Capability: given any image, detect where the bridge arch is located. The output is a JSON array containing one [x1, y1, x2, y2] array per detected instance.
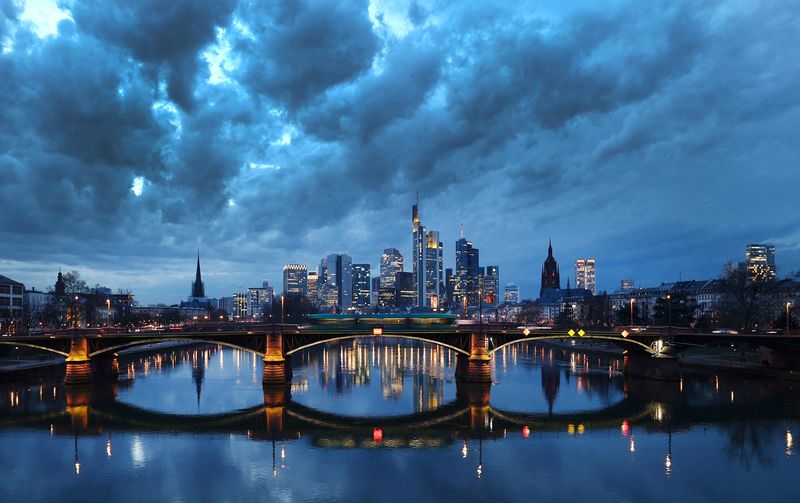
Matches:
[[0, 340, 69, 357], [488, 334, 658, 356], [284, 333, 470, 357], [89, 338, 264, 358]]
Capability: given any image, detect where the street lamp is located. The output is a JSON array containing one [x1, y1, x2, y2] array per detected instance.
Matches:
[[106, 299, 111, 327], [666, 294, 672, 338], [630, 298, 636, 327], [787, 302, 792, 333]]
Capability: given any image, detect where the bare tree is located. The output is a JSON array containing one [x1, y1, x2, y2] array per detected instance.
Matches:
[[716, 262, 774, 331]]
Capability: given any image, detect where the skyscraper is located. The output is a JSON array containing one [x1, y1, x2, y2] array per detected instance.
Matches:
[[484, 266, 500, 305], [307, 271, 319, 303], [282, 264, 308, 297], [575, 258, 597, 295], [395, 272, 415, 309], [424, 231, 444, 307], [455, 228, 481, 307], [324, 253, 353, 309], [504, 283, 519, 304], [745, 244, 776, 283], [412, 198, 426, 307], [540, 240, 561, 298], [352, 263, 371, 309], [380, 248, 403, 289]]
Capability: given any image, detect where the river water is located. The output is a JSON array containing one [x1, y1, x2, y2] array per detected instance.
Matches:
[[0, 339, 797, 502]]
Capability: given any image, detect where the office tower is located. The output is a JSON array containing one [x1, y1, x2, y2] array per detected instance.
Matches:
[[504, 283, 519, 304], [424, 230, 444, 308], [324, 253, 353, 309], [745, 244, 776, 282], [307, 271, 319, 302], [352, 263, 371, 309], [455, 227, 481, 307], [445, 268, 454, 309], [540, 240, 560, 298], [412, 198, 426, 307], [395, 272, 415, 309], [371, 277, 380, 307], [232, 292, 248, 319], [282, 264, 308, 297], [575, 258, 597, 295], [484, 266, 499, 305], [246, 287, 272, 318], [380, 248, 403, 289]]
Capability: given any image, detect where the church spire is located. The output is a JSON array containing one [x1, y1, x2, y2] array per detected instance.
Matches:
[[192, 251, 205, 298], [548, 238, 553, 258]]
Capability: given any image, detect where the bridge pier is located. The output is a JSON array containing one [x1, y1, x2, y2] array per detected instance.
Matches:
[[455, 331, 493, 383], [262, 331, 291, 385], [263, 384, 291, 435], [623, 353, 680, 381], [456, 381, 492, 433], [64, 335, 93, 386]]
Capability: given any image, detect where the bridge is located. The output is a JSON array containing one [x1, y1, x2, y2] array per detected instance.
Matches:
[[2, 314, 800, 385]]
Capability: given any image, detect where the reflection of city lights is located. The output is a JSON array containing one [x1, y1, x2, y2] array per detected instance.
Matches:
[[630, 436, 636, 453], [373, 428, 383, 442], [462, 441, 468, 459], [568, 424, 575, 436], [281, 443, 286, 461], [75, 461, 80, 475], [654, 404, 664, 422], [787, 430, 794, 456], [522, 426, 530, 439], [730, 390, 735, 403], [621, 420, 629, 437], [106, 439, 112, 458], [665, 453, 672, 476], [476, 464, 482, 479]]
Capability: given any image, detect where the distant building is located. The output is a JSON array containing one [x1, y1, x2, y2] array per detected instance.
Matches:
[[504, 283, 519, 304], [380, 248, 403, 289], [232, 292, 248, 319], [183, 253, 217, 309], [322, 254, 353, 310], [282, 264, 308, 297], [395, 272, 415, 309], [370, 277, 380, 307], [412, 200, 425, 307], [0, 274, 24, 333], [620, 278, 635, 290], [352, 263, 371, 309], [424, 231, 444, 308], [445, 268, 455, 309], [247, 287, 272, 319], [218, 296, 234, 315], [539, 240, 561, 299], [575, 258, 597, 295], [745, 244, 776, 283], [484, 266, 500, 306], [455, 229, 481, 307], [307, 271, 319, 303]]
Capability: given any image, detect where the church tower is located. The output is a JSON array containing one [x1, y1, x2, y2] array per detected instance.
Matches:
[[192, 252, 205, 298], [540, 240, 561, 298]]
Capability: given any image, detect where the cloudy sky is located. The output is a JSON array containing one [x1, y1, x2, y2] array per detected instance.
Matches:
[[1, 0, 799, 305]]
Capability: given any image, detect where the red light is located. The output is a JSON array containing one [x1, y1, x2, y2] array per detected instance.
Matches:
[[373, 428, 383, 442], [522, 426, 530, 439], [621, 420, 629, 437]]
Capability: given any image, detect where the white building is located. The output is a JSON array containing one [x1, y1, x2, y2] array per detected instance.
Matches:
[[575, 258, 597, 295]]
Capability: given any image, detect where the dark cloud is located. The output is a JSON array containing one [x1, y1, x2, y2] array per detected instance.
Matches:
[[0, 0, 798, 304]]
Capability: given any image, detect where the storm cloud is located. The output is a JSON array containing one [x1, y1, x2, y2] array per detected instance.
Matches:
[[1, 0, 799, 304]]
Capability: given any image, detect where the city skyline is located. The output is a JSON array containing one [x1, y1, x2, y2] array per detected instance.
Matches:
[[1, 1, 799, 305]]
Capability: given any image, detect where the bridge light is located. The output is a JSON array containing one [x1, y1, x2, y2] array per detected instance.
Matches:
[[621, 420, 629, 437], [522, 327, 530, 336], [373, 428, 383, 442], [568, 329, 576, 337], [522, 426, 530, 438], [373, 327, 383, 336], [621, 330, 629, 338], [578, 329, 585, 337]]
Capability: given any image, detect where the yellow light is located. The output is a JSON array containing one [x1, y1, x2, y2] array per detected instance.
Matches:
[[522, 328, 531, 336], [373, 327, 383, 336], [621, 330, 629, 338], [578, 329, 585, 337], [568, 329, 576, 336]]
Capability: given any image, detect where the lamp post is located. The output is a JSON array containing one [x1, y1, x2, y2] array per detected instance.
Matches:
[[630, 298, 635, 327], [787, 302, 792, 333], [667, 294, 672, 338], [106, 299, 111, 327]]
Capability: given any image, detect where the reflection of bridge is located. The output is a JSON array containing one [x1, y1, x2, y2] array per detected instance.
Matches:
[[3, 321, 800, 385]]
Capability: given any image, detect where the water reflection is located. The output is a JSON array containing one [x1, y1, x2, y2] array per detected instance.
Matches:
[[0, 339, 798, 500]]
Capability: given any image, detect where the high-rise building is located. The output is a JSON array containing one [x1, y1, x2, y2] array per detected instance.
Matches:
[[504, 283, 519, 304], [306, 271, 319, 303], [745, 244, 776, 283], [380, 248, 403, 289], [282, 264, 308, 297], [575, 258, 597, 295], [395, 272, 415, 309], [352, 264, 371, 309], [455, 228, 481, 307], [323, 253, 353, 310], [370, 277, 380, 307], [540, 240, 560, 298], [412, 198, 426, 307], [246, 287, 272, 319], [424, 231, 444, 308], [445, 268, 455, 309], [232, 292, 248, 319], [484, 266, 500, 305]]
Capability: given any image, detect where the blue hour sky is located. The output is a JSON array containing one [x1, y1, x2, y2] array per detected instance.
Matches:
[[1, 0, 799, 305]]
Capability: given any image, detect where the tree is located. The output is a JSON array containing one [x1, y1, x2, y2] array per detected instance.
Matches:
[[652, 293, 698, 327], [514, 300, 542, 325], [62, 270, 89, 295], [614, 302, 649, 326], [716, 262, 774, 331], [271, 295, 319, 323]]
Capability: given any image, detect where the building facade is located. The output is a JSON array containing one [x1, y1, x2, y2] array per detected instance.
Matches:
[[352, 263, 371, 309], [745, 244, 776, 283], [540, 240, 561, 300], [282, 264, 308, 297], [504, 283, 519, 304], [0, 274, 24, 334], [323, 253, 353, 310], [484, 266, 500, 305], [380, 248, 403, 289], [575, 258, 597, 295], [424, 231, 444, 308], [395, 272, 415, 309]]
